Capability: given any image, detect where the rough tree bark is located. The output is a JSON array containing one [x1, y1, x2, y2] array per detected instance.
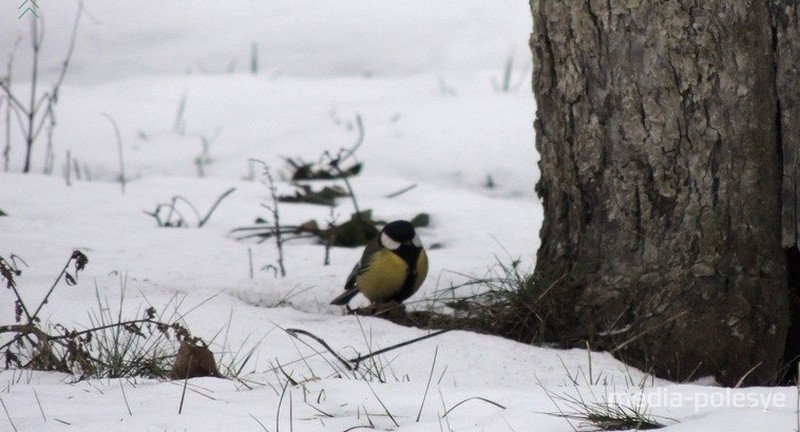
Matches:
[[530, 0, 800, 386]]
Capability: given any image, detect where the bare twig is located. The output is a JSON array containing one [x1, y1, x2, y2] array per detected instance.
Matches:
[[20, 17, 43, 173], [119, 379, 132, 416], [384, 184, 417, 199], [284, 327, 452, 375], [366, 380, 399, 427], [340, 114, 364, 161], [3, 37, 22, 172], [30, 250, 88, 321], [248, 247, 254, 279], [349, 329, 451, 367], [145, 188, 236, 228], [249, 413, 270, 432], [325, 113, 365, 215], [102, 113, 126, 194], [198, 187, 235, 227], [284, 328, 353, 371], [733, 361, 763, 389], [324, 206, 337, 266], [0, 2, 83, 173], [178, 356, 192, 414], [0, 397, 18, 432], [251, 159, 286, 276], [276, 377, 290, 432], [416, 345, 439, 422], [442, 397, 506, 417]]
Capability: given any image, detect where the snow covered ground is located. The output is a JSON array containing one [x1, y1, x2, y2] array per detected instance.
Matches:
[[0, 1, 795, 431]]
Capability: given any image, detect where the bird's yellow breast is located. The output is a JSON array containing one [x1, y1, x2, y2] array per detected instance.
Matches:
[[357, 249, 413, 302], [356, 250, 428, 302]]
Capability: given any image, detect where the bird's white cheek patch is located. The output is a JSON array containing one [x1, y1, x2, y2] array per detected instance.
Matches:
[[381, 232, 401, 250], [412, 234, 422, 248]]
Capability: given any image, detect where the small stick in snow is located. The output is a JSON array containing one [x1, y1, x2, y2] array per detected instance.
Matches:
[[384, 183, 417, 199]]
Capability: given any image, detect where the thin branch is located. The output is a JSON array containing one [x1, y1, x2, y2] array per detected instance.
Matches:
[[442, 397, 506, 418], [0, 397, 18, 432], [31, 1, 83, 144], [326, 114, 365, 215], [119, 379, 132, 416], [250, 159, 286, 276], [178, 356, 192, 414], [415, 345, 439, 422], [284, 328, 353, 371], [384, 183, 417, 199], [169, 196, 202, 225], [366, 380, 398, 427], [29, 252, 84, 321], [22, 17, 41, 172], [0, 82, 26, 113], [276, 377, 290, 432], [101, 113, 125, 194], [32, 388, 46, 422], [349, 329, 451, 367], [198, 187, 236, 227], [340, 114, 364, 161]]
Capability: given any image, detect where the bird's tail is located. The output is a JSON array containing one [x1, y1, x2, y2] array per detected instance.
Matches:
[[330, 288, 359, 305]]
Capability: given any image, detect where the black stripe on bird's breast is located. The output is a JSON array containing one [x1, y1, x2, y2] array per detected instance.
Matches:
[[387, 244, 422, 303]]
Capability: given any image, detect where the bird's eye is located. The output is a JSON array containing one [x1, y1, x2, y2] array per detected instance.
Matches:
[[412, 234, 422, 248], [381, 232, 401, 250]]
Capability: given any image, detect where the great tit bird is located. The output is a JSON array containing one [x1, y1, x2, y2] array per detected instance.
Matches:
[[330, 220, 428, 307]]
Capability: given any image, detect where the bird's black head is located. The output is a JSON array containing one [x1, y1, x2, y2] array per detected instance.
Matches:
[[383, 220, 415, 242], [379, 220, 422, 251]]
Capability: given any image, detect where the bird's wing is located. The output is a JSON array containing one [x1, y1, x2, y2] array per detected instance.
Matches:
[[344, 259, 362, 290], [331, 236, 382, 306], [346, 235, 382, 290], [330, 260, 366, 305]]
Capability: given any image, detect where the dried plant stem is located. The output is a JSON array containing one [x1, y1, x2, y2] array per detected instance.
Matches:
[[22, 18, 41, 173], [178, 356, 192, 414], [145, 188, 235, 228], [2, 40, 17, 172], [366, 380, 398, 428], [442, 397, 506, 417], [324, 206, 337, 266], [250, 159, 286, 277], [327, 113, 364, 216], [0, 397, 18, 432], [349, 329, 450, 367], [266, 169, 286, 276], [384, 183, 417, 199], [1, 3, 82, 173], [102, 113, 125, 194], [248, 247, 254, 279], [276, 377, 290, 432], [416, 345, 439, 422], [284, 327, 452, 372], [284, 328, 353, 371], [119, 380, 132, 416], [33, 388, 46, 422], [199, 187, 236, 227], [30, 251, 85, 320]]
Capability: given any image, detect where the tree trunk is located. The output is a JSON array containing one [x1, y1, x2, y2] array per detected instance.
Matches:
[[530, 0, 794, 386], [775, 1, 800, 385]]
